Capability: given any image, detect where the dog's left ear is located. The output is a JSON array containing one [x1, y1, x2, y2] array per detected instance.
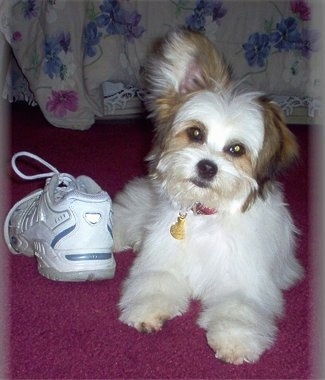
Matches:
[[255, 96, 299, 195], [143, 30, 231, 126]]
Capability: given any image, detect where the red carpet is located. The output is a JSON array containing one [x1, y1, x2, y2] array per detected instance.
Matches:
[[6, 103, 312, 378]]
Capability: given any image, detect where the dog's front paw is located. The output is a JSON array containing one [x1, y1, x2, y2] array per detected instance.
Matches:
[[135, 315, 168, 333], [119, 295, 177, 333], [120, 306, 171, 333], [119, 272, 190, 334], [206, 321, 274, 365]]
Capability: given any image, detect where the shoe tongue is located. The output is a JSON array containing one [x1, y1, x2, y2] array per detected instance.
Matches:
[[49, 174, 104, 203], [58, 175, 78, 191], [50, 174, 79, 202]]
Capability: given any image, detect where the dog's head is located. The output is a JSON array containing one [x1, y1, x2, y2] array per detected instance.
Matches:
[[144, 30, 298, 213]]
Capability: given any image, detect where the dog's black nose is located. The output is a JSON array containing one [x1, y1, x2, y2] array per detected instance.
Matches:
[[197, 159, 218, 180]]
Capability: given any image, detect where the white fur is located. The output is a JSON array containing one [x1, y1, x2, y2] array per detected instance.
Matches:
[[113, 30, 303, 365], [113, 176, 302, 363]]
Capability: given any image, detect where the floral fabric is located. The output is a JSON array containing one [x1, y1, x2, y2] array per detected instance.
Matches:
[[0, 0, 321, 129]]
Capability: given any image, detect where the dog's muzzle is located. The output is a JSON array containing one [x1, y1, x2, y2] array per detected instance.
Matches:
[[191, 159, 217, 188], [197, 159, 217, 179]]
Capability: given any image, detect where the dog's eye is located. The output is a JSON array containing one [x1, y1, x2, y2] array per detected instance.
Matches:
[[225, 143, 246, 157], [187, 126, 205, 143]]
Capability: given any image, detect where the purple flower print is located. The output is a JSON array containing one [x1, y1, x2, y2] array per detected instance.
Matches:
[[12, 31, 22, 42], [186, 12, 206, 32], [270, 17, 301, 52], [44, 35, 62, 79], [290, 0, 311, 21], [99, 0, 121, 15], [242, 0, 318, 69], [43, 32, 71, 78], [22, 0, 39, 19], [84, 22, 103, 57], [116, 9, 145, 41], [211, 1, 227, 24], [58, 32, 71, 54], [186, 0, 227, 32], [242, 32, 271, 67], [95, 0, 144, 40], [296, 28, 320, 58], [96, 0, 121, 35], [46, 90, 78, 118]]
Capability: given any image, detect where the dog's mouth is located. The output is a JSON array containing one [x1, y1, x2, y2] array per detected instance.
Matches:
[[191, 178, 211, 189]]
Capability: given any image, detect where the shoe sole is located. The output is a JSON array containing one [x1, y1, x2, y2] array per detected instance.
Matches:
[[38, 263, 116, 281], [34, 240, 116, 281]]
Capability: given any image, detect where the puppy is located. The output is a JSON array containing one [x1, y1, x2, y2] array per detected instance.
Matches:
[[113, 30, 303, 365]]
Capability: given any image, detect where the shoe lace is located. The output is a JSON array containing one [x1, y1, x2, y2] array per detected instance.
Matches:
[[11, 151, 60, 180], [11, 152, 85, 202], [11, 152, 104, 203]]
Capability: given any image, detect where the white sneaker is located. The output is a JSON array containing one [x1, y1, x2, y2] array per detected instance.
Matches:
[[4, 151, 116, 281]]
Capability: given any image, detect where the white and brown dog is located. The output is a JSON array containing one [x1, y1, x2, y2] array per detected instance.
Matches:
[[113, 30, 303, 364]]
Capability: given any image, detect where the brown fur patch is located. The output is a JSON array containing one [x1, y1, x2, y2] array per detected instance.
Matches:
[[255, 96, 298, 196], [241, 189, 258, 212], [173, 120, 207, 146], [233, 154, 254, 178], [227, 151, 257, 212]]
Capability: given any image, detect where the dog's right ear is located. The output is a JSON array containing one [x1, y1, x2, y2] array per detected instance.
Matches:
[[143, 30, 231, 125]]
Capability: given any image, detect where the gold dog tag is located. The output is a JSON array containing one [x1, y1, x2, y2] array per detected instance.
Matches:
[[170, 213, 187, 240]]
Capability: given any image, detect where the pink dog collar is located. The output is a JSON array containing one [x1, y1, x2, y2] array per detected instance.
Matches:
[[192, 202, 217, 215]]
